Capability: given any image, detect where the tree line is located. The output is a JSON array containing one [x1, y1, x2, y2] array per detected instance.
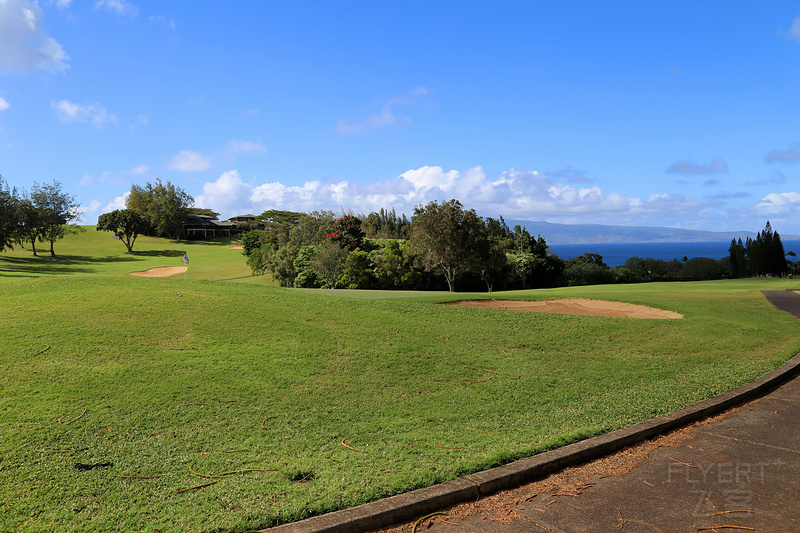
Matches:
[[241, 200, 788, 292], [728, 221, 788, 278], [2, 174, 790, 286], [0, 176, 82, 257], [0, 176, 197, 257], [96, 179, 196, 252], [242, 200, 564, 292]]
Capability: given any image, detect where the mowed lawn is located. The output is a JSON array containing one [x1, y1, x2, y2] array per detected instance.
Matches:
[[2, 232, 800, 532], [0, 228, 267, 283]]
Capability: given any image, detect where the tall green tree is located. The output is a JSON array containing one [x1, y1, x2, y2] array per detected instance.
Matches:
[[475, 235, 508, 292], [563, 253, 614, 286], [96, 209, 151, 252], [293, 245, 320, 288], [186, 207, 221, 220], [728, 238, 746, 278], [289, 211, 336, 247], [506, 225, 562, 289], [312, 239, 349, 288], [15, 198, 42, 256], [623, 257, 667, 281], [370, 239, 420, 289], [127, 179, 193, 239], [240, 229, 268, 257], [508, 225, 534, 288], [30, 181, 82, 257], [680, 257, 724, 280], [746, 221, 787, 277], [270, 244, 299, 286], [0, 176, 19, 252], [259, 209, 302, 228], [340, 249, 374, 289], [362, 208, 410, 238], [249, 210, 303, 249], [409, 199, 485, 292], [771, 227, 787, 276]]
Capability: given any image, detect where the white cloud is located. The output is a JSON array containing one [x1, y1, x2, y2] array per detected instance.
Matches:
[[166, 140, 267, 172], [149, 15, 175, 29], [219, 140, 268, 160], [0, 97, 9, 112], [84, 199, 102, 214], [165, 150, 212, 172], [666, 157, 728, 175], [410, 86, 431, 97], [95, 0, 138, 18], [56, 0, 75, 8], [52, 100, 117, 127], [336, 109, 397, 135], [129, 114, 148, 130], [250, 180, 324, 211], [791, 16, 800, 43], [0, 0, 69, 73], [130, 164, 150, 175], [79, 170, 116, 187], [195, 164, 709, 223], [399, 166, 459, 192], [102, 192, 129, 214], [335, 87, 431, 135], [194, 170, 253, 216], [756, 192, 800, 216]]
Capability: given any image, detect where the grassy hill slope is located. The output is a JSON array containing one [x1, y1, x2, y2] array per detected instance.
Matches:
[[1, 230, 799, 531], [0, 227, 267, 283]]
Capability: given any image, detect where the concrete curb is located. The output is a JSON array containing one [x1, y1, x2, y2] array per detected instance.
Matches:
[[267, 352, 800, 533]]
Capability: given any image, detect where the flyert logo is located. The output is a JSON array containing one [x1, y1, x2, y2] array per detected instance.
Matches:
[[666, 459, 786, 516]]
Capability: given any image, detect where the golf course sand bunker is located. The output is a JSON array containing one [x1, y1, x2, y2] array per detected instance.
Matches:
[[130, 266, 187, 278], [447, 298, 683, 319]]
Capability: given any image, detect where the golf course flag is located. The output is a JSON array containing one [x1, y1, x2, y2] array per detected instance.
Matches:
[[181, 252, 189, 280]]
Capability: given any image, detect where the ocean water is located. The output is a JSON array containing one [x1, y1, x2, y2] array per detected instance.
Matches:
[[549, 240, 800, 268]]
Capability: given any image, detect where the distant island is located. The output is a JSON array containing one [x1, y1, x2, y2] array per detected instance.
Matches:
[[502, 220, 800, 245]]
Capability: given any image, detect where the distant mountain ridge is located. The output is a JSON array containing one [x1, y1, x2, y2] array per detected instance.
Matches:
[[502, 220, 800, 245]]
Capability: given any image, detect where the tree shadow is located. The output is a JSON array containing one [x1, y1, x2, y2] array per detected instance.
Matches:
[[61, 254, 142, 264], [179, 237, 239, 247], [130, 250, 185, 257], [0, 261, 95, 276], [0, 254, 139, 276]]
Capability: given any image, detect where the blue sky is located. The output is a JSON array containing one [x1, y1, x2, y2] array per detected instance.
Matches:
[[2, 1, 800, 234]]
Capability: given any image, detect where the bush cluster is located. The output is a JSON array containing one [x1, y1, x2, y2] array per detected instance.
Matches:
[[242, 206, 794, 290]]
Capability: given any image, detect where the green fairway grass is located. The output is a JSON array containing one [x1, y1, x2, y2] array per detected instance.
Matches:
[[2, 232, 799, 531], [0, 227, 271, 283]]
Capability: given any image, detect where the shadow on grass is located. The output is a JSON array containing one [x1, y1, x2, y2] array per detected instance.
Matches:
[[0, 254, 139, 276], [0, 263, 95, 276], [5, 254, 141, 264], [130, 249, 185, 257], [180, 238, 239, 247]]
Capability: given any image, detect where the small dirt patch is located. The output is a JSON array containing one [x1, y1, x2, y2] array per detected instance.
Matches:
[[446, 298, 682, 319], [131, 267, 188, 278], [230, 244, 244, 249]]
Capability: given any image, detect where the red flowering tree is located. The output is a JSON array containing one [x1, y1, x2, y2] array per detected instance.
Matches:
[[324, 215, 365, 251]]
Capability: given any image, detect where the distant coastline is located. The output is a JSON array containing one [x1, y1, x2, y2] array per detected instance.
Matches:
[[504, 219, 800, 245], [550, 240, 800, 268]]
